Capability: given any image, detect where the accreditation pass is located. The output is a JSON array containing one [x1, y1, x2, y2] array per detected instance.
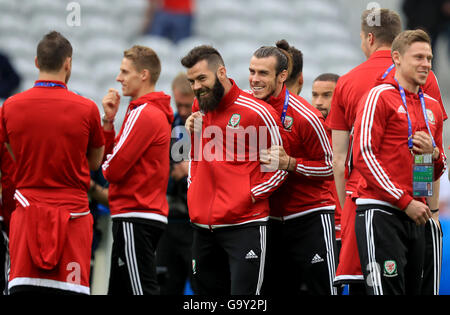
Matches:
[[412, 153, 433, 197]]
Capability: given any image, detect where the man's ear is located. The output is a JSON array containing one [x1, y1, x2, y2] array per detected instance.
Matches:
[[298, 72, 304, 87], [367, 32, 375, 46], [217, 65, 227, 81], [35, 56, 40, 70], [141, 69, 151, 82], [392, 50, 401, 67], [64, 57, 72, 71], [278, 69, 288, 84]]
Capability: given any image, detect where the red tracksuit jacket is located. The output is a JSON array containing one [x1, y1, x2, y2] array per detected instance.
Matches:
[[188, 80, 288, 228], [267, 86, 335, 219], [353, 76, 446, 210], [103, 92, 174, 222], [329, 50, 447, 196]]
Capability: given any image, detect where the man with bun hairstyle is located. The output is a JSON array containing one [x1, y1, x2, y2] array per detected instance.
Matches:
[[281, 41, 304, 95], [250, 40, 338, 295]]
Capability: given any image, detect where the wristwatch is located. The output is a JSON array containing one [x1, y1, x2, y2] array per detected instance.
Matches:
[[102, 114, 115, 124]]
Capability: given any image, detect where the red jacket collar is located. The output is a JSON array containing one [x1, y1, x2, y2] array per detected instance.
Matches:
[[216, 78, 240, 111], [266, 85, 287, 113], [34, 80, 67, 89], [369, 50, 392, 60], [378, 69, 423, 99]]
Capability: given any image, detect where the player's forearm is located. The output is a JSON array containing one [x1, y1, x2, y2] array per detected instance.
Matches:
[[427, 179, 440, 224], [332, 157, 347, 209]]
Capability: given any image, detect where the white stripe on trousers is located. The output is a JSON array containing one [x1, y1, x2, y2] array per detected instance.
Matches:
[[2, 231, 9, 295], [429, 218, 442, 295], [255, 225, 266, 295], [320, 214, 337, 295], [365, 209, 383, 295], [123, 222, 143, 295]]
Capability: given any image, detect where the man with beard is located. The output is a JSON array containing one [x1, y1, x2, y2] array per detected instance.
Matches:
[[311, 73, 339, 120], [181, 45, 288, 295], [311, 73, 343, 292], [249, 41, 338, 295], [1, 31, 105, 295]]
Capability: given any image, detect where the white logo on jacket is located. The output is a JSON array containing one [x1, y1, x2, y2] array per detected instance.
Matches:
[[397, 105, 407, 114]]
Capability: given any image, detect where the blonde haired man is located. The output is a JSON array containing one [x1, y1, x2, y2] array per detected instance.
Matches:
[[102, 45, 174, 295]]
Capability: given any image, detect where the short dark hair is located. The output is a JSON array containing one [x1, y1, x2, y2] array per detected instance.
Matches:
[[314, 73, 340, 83], [124, 45, 161, 85], [276, 39, 303, 86], [253, 42, 292, 76], [37, 31, 73, 72], [181, 45, 225, 70], [361, 8, 402, 45]]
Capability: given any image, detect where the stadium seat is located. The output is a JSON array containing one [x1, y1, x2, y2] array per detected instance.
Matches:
[[69, 79, 100, 101], [252, 0, 298, 21], [0, 13, 29, 38], [197, 17, 255, 44], [75, 15, 124, 40], [133, 35, 175, 59], [220, 39, 260, 65], [28, 14, 75, 42], [293, 0, 341, 21], [175, 36, 217, 61], [315, 41, 363, 67], [83, 36, 128, 64], [75, 0, 121, 18], [255, 19, 311, 46], [70, 57, 93, 83], [0, 35, 36, 60], [23, 0, 67, 17], [0, 0, 19, 15], [92, 59, 121, 88]]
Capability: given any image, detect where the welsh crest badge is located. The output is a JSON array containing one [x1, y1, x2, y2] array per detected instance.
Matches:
[[228, 113, 241, 129], [192, 259, 197, 275], [383, 260, 398, 277], [284, 115, 293, 131], [426, 109, 435, 125]]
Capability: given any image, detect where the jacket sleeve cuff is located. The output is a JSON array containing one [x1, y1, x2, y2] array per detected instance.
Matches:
[[395, 193, 413, 211]]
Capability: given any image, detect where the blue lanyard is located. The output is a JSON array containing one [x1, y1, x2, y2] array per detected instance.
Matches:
[[34, 82, 66, 89], [395, 79, 436, 150], [381, 64, 395, 80], [418, 88, 436, 149], [280, 89, 290, 125]]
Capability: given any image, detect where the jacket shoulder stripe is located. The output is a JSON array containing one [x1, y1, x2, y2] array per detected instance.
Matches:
[[236, 95, 282, 146], [102, 104, 147, 171], [360, 85, 402, 199], [288, 97, 333, 173]]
